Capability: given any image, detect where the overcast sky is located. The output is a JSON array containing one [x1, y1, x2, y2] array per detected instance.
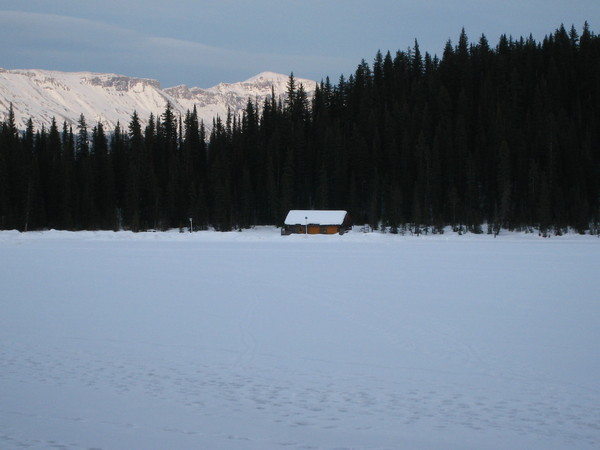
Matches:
[[1, 1, 598, 88]]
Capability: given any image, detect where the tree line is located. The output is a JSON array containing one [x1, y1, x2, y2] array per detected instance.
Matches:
[[1, 23, 599, 235]]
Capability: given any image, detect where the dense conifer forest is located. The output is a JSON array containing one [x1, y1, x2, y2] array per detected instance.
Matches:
[[1, 24, 599, 234]]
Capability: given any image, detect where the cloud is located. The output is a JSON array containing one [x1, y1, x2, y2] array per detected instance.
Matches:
[[0, 11, 137, 49], [145, 35, 350, 74], [0, 10, 344, 86], [0, 10, 148, 76]]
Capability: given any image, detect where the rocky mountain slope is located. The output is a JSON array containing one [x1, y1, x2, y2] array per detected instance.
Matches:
[[0, 68, 316, 132]]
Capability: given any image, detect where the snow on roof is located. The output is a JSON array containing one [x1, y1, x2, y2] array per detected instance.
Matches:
[[284, 210, 348, 226]]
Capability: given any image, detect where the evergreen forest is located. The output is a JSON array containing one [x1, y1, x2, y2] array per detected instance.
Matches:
[[1, 24, 599, 235]]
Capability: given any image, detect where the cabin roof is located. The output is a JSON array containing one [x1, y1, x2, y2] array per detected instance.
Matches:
[[284, 210, 348, 226]]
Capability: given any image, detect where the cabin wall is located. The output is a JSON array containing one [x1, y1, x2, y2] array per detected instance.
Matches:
[[282, 224, 342, 235], [323, 225, 339, 234], [307, 225, 320, 234]]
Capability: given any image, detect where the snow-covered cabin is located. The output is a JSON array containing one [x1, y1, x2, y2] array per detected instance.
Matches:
[[282, 210, 351, 235]]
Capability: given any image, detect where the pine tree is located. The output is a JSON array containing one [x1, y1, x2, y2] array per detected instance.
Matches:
[[47, 118, 63, 228], [92, 122, 116, 229]]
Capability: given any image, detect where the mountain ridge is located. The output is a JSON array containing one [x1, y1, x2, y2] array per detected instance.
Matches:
[[0, 68, 316, 132]]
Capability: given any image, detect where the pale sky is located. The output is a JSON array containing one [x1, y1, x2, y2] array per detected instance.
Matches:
[[0, 1, 597, 88]]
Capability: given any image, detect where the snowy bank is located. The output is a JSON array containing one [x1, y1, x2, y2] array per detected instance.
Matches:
[[1, 228, 599, 449]]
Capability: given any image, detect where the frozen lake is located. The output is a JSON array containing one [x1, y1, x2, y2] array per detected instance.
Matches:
[[1, 228, 599, 449]]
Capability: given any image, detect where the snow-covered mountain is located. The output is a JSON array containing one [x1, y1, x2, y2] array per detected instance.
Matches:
[[0, 68, 317, 132]]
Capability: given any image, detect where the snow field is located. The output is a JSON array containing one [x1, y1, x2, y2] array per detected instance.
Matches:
[[1, 228, 599, 449]]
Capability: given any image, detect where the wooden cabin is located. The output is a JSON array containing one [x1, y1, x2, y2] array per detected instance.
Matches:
[[282, 210, 351, 235]]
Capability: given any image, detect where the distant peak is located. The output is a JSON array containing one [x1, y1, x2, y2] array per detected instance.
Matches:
[[243, 72, 289, 83]]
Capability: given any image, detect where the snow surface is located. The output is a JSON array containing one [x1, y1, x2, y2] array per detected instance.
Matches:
[[1, 227, 599, 449], [284, 210, 348, 225]]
